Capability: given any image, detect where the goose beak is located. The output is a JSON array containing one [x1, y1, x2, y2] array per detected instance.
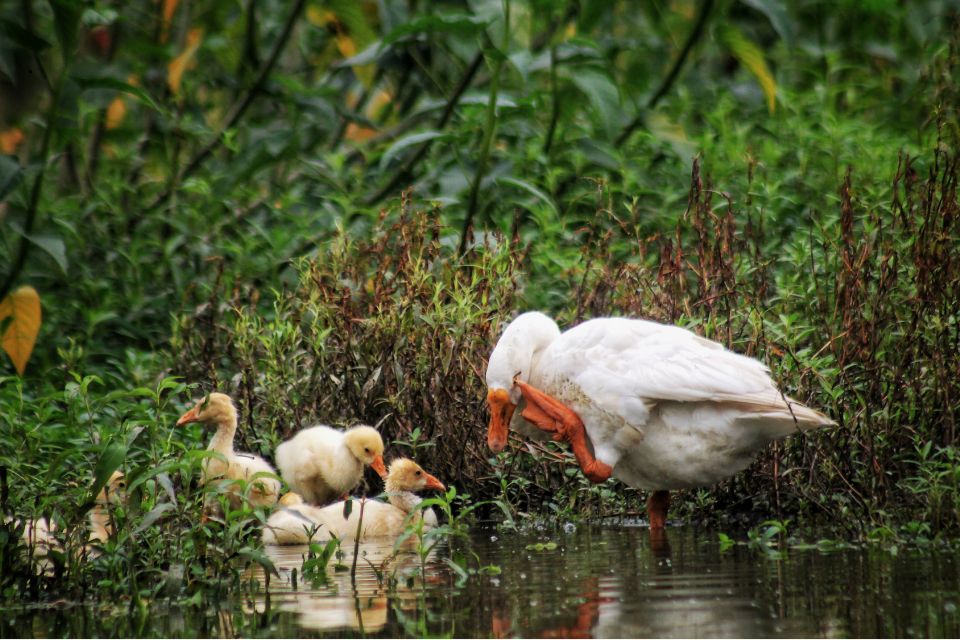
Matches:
[[371, 455, 388, 478], [486, 388, 516, 453], [176, 405, 200, 426], [422, 472, 446, 492]]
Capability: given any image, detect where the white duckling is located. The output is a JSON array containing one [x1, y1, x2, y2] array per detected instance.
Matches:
[[262, 458, 445, 545], [275, 424, 387, 506], [486, 312, 835, 528], [177, 393, 281, 511]]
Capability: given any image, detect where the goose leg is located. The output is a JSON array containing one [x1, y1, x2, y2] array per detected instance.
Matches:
[[646, 490, 670, 529], [514, 379, 613, 484]]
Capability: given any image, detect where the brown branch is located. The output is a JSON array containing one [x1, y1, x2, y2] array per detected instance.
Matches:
[[615, 0, 715, 147], [144, 0, 308, 212], [362, 51, 484, 206]]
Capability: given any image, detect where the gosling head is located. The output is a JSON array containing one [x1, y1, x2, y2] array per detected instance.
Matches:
[[343, 425, 387, 478], [279, 492, 304, 507], [96, 470, 126, 505], [385, 458, 445, 493], [176, 392, 236, 427]]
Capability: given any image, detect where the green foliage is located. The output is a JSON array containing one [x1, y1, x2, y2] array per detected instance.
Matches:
[[0, 0, 957, 608]]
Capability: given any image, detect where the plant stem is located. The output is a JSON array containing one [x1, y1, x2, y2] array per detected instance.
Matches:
[[363, 51, 484, 206], [615, 0, 715, 146], [144, 0, 308, 212], [459, 1, 511, 256], [0, 60, 63, 301]]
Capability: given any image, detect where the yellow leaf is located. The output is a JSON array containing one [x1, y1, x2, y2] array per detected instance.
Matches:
[[0, 128, 24, 154], [105, 97, 127, 129], [0, 285, 42, 375], [344, 122, 377, 142], [167, 28, 204, 96], [160, 0, 180, 42], [718, 24, 777, 113]]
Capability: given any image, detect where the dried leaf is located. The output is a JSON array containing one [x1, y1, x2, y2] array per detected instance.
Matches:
[[718, 24, 777, 113], [0, 285, 42, 375], [168, 28, 203, 96], [105, 96, 127, 129], [0, 128, 24, 154]]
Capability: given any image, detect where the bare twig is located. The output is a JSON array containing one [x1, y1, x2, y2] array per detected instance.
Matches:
[[144, 0, 308, 212], [0, 60, 62, 301], [615, 0, 715, 147], [363, 51, 484, 206], [459, 4, 511, 256]]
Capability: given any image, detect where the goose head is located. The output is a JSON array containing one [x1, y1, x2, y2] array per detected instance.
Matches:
[[485, 312, 561, 452], [384, 458, 445, 493], [343, 425, 388, 478], [176, 392, 236, 427]]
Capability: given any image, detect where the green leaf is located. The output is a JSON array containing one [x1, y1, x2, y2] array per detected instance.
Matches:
[[238, 548, 279, 577], [381, 14, 487, 47], [567, 68, 620, 138], [342, 498, 353, 520], [739, 0, 795, 48], [0, 18, 53, 53], [496, 176, 558, 215], [0, 155, 22, 203], [328, 0, 378, 52], [379, 130, 446, 170], [90, 442, 127, 503], [718, 24, 777, 113], [74, 75, 162, 113], [49, 0, 83, 61], [134, 503, 175, 533], [26, 234, 68, 275]]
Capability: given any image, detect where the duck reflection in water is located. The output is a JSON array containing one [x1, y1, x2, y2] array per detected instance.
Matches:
[[248, 537, 444, 635]]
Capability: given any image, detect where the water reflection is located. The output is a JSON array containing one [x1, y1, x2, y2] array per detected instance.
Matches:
[[252, 538, 447, 636], [7, 524, 960, 638]]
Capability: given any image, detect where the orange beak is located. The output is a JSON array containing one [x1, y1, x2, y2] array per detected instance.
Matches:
[[371, 455, 388, 478], [176, 405, 200, 426], [487, 388, 516, 453], [422, 471, 446, 492]]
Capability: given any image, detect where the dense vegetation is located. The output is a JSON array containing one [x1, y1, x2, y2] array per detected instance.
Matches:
[[0, 0, 957, 604]]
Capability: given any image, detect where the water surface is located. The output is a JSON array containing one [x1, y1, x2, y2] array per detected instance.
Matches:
[[5, 525, 960, 637]]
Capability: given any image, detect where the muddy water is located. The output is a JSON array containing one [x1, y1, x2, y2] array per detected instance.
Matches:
[[6, 525, 960, 637]]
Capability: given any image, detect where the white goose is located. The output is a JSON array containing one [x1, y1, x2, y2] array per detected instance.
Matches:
[[485, 312, 834, 528]]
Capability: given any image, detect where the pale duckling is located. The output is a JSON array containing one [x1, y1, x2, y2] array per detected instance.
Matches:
[[88, 470, 126, 543], [275, 424, 387, 506], [261, 492, 331, 545], [262, 458, 445, 545], [177, 393, 281, 511], [13, 516, 58, 558], [10, 469, 126, 560]]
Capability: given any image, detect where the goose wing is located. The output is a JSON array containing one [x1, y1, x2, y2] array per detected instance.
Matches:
[[551, 318, 786, 427]]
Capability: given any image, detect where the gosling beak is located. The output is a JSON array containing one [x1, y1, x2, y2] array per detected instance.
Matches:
[[176, 405, 200, 426], [371, 455, 388, 479], [422, 472, 446, 492], [486, 388, 516, 453]]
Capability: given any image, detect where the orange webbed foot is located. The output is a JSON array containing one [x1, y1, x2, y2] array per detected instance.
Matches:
[[582, 460, 613, 484], [514, 378, 612, 484], [514, 379, 581, 438]]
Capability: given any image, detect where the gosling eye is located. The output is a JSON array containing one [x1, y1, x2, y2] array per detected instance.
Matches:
[[415, 470, 421, 476], [364, 447, 370, 453]]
